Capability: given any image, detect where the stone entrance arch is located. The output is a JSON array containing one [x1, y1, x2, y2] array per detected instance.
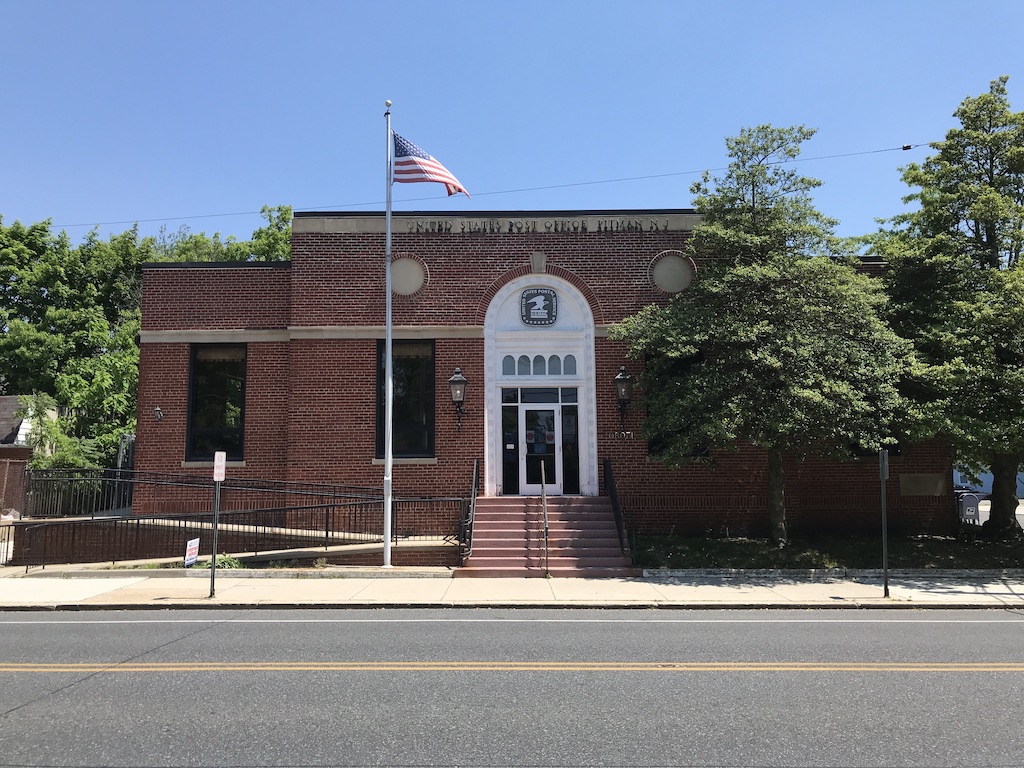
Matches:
[[483, 274, 598, 496]]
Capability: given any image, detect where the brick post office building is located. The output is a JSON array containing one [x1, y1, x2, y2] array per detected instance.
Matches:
[[136, 209, 955, 542]]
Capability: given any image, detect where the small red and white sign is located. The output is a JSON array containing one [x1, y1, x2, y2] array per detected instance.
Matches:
[[213, 451, 226, 482], [184, 537, 200, 567]]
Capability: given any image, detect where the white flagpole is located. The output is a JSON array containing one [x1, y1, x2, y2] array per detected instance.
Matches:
[[382, 100, 394, 568]]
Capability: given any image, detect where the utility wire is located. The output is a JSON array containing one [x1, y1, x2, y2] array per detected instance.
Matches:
[[54, 143, 930, 230]]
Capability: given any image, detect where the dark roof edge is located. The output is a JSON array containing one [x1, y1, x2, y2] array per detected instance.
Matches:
[[142, 261, 291, 270], [294, 208, 698, 219]]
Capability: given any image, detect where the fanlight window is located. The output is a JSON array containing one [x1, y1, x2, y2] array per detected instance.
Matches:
[[501, 354, 577, 377]]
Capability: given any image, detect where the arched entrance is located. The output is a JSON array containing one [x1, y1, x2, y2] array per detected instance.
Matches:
[[483, 275, 597, 496]]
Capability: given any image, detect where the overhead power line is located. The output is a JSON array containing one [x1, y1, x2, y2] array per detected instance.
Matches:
[[54, 142, 931, 231]]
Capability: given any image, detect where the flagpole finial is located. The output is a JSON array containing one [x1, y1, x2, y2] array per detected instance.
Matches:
[[385, 100, 392, 108]]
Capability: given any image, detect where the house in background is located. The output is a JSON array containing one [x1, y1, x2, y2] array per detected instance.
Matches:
[[0, 395, 37, 514], [133, 209, 955, 561], [0, 396, 34, 460]]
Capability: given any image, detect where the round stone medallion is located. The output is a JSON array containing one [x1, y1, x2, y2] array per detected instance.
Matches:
[[650, 251, 695, 293], [391, 256, 426, 296]]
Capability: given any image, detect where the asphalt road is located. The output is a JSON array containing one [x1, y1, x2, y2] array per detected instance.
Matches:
[[1, 608, 1023, 768]]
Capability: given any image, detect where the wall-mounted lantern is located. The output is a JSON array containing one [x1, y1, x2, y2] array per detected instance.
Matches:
[[153, 406, 164, 422], [614, 366, 633, 433], [448, 368, 468, 431]]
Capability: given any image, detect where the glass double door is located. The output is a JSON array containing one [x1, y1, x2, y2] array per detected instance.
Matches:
[[501, 388, 580, 496]]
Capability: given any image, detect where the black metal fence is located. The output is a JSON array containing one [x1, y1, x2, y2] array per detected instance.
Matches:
[[23, 469, 381, 519], [11, 496, 470, 567], [13, 500, 380, 567], [3, 469, 472, 567], [0, 523, 13, 567]]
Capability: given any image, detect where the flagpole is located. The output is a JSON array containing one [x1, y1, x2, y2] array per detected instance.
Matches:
[[382, 100, 394, 568]]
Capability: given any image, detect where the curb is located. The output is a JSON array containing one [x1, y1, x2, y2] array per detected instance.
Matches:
[[14, 567, 1024, 581], [9, 567, 455, 580], [2, 600, 1016, 612]]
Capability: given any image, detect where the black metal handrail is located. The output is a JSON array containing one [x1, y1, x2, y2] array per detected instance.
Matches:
[[23, 469, 381, 520], [602, 458, 628, 556], [460, 459, 480, 560], [0, 523, 13, 567], [10, 492, 466, 568], [15, 500, 380, 568], [541, 462, 550, 577]]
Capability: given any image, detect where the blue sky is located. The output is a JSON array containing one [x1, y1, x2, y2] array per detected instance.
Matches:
[[3, 0, 1022, 245]]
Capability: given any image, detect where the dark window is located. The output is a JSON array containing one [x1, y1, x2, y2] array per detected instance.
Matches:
[[187, 345, 246, 461], [377, 340, 435, 458]]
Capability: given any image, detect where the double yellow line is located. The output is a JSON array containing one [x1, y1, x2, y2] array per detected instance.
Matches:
[[3, 661, 1024, 673]]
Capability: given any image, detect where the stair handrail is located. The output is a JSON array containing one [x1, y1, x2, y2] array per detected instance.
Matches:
[[460, 459, 481, 562], [602, 458, 629, 556], [541, 461, 550, 577]]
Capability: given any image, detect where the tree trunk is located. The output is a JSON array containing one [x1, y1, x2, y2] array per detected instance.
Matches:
[[985, 453, 1022, 538], [766, 445, 787, 544]]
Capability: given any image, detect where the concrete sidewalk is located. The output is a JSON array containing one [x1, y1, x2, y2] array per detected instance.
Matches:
[[2, 565, 1024, 609]]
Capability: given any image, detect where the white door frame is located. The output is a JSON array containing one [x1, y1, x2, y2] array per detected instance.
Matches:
[[519, 403, 563, 496], [483, 274, 597, 496]]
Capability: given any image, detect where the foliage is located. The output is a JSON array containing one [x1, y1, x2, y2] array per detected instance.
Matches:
[[634, 532, 1024, 570], [878, 76, 1024, 536], [16, 393, 102, 468], [687, 125, 847, 268], [152, 205, 292, 263], [194, 554, 246, 569], [0, 205, 291, 467], [612, 125, 911, 543]]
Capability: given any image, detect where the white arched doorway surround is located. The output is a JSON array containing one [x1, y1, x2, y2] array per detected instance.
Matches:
[[483, 274, 598, 496]]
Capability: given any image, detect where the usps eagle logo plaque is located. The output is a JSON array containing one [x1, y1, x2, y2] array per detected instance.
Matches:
[[521, 288, 557, 326]]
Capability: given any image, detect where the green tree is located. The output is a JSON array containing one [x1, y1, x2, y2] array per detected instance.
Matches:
[[16, 393, 102, 468], [248, 204, 292, 262], [0, 217, 106, 395], [152, 205, 291, 263], [878, 76, 1024, 536], [1, 206, 290, 467], [612, 125, 911, 543]]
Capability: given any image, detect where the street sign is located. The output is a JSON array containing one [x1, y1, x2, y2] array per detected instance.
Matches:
[[210, 452, 225, 597], [184, 537, 200, 567]]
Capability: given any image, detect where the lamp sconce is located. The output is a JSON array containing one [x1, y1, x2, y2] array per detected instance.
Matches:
[[614, 366, 633, 433], [153, 406, 164, 422], [448, 368, 468, 431]]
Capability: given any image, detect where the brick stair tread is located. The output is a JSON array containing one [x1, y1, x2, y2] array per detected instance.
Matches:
[[468, 524, 614, 528], [464, 497, 630, 577], [472, 532, 620, 542], [467, 546, 626, 557], [455, 566, 640, 578], [468, 540, 618, 552], [464, 557, 632, 568]]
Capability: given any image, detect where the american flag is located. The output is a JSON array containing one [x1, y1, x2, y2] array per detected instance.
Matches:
[[392, 132, 469, 198]]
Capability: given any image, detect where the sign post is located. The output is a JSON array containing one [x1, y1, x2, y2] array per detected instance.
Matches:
[[209, 451, 225, 598], [879, 448, 889, 598]]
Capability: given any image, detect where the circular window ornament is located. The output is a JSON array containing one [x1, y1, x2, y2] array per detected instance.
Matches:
[[650, 250, 695, 294], [391, 256, 426, 296]]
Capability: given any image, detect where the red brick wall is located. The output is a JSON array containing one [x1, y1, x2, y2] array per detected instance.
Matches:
[[1, 457, 28, 513], [136, 213, 954, 538], [289, 228, 681, 328], [142, 264, 290, 331]]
